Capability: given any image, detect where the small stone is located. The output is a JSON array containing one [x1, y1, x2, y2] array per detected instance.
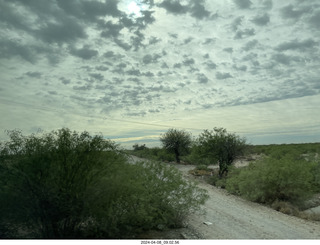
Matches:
[[203, 221, 213, 225]]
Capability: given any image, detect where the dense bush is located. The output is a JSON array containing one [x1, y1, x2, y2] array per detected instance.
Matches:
[[249, 143, 320, 157], [0, 129, 208, 238], [129, 147, 175, 162], [181, 144, 212, 165], [226, 155, 316, 205]]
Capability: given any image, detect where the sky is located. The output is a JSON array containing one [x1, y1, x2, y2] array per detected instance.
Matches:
[[0, 0, 320, 148]]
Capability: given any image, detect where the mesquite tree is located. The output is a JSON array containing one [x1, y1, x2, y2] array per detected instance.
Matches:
[[197, 127, 247, 177], [160, 128, 192, 163]]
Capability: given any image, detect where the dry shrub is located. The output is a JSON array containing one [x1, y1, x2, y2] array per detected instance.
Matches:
[[271, 200, 299, 216]]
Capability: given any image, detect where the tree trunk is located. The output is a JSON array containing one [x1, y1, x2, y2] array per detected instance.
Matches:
[[218, 162, 228, 178], [174, 149, 180, 163]]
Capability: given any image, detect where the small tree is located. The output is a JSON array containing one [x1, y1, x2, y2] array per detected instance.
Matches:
[[132, 143, 147, 151], [197, 127, 247, 177], [160, 129, 192, 163]]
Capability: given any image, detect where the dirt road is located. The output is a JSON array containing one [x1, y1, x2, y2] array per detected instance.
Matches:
[[130, 156, 320, 239], [173, 163, 320, 239]]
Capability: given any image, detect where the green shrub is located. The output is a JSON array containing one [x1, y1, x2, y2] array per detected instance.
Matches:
[[226, 155, 315, 204], [129, 147, 175, 162], [311, 161, 320, 191], [208, 174, 227, 189], [0, 129, 208, 238]]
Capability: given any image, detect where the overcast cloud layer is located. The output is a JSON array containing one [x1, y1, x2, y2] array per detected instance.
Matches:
[[1, 0, 320, 147]]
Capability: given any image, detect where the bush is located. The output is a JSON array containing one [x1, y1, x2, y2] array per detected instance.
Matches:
[[0, 129, 208, 238], [129, 147, 176, 162], [181, 150, 212, 165], [226, 155, 315, 204]]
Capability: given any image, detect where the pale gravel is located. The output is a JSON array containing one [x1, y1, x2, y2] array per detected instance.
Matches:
[[173, 163, 320, 239], [129, 156, 320, 239]]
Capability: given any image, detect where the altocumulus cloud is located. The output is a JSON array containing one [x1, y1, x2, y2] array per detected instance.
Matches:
[[0, 0, 320, 146]]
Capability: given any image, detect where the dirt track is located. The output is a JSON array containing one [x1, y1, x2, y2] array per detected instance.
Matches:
[[173, 163, 320, 239], [130, 156, 320, 239]]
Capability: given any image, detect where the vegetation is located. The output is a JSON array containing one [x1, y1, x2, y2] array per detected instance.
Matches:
[[129, 145, 176, 162], [0, 128, 208, 238], [226, 155, 316, 204], [196, 128, 247, 177], [160, 129, 192, 163], [204, 143, 320, 219]]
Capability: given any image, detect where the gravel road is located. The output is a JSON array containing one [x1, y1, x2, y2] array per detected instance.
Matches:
[[129, 156, 320, 239], [173, 163, 320, 239]]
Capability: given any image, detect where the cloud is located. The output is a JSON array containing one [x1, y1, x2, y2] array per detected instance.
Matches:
[[183, 57, 195, 66], [233, 0, 252, 9], [223, 48, 233, 53], [60, 77, 71, 85], [36, 17, 87, 44], [1, 0, 320, 146], [70, 46, 98, 60], [100, 21, 123, 38], [275, 39, 317, 52], [127, 68, 141, 76], [309, 10, 320, 30], [89, 73, 104, 81], [216, 72, 233, 80], [231, 16, 244, 31], [158, 0, 188, 15], [197, 73, 209, 83], [56, 0, 121, 20], [204, 60, 217, 70], [149, 36, 161, 45], [158, 0, 211, 19], [280, 4, 310, 20], [233, 64, 247, 71], [0, 1, 31, 32], [95, 66, 109, 71], [114, 38, 131, 50], [189, 0, 211, 19], [73, 84, 92, 91], [202, 38, 216, 45], [272, 53, 301, 65], [242, 40, 259, 51], [142, 53, 161, 64], [234, 28, 255, 39], [251, 13, 270, 26], [25, 72, 42, 79], [262, 0, 273, 10]]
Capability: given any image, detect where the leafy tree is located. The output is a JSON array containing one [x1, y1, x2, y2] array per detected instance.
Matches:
[[132, 143, 147, 151], [197, 127, 247, 177], [0, 128, 123, 238], [160, 129, 192, 163], [0, 128, 208, 238]]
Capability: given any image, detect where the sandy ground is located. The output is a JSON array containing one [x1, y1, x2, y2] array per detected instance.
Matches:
[[130, 156, 320, 239]]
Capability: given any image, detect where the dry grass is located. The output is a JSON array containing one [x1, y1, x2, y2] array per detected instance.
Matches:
[[271, 200, 320, 222]]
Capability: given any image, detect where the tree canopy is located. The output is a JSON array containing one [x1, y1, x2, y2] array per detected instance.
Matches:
[[160, 128, 192, 163], [197, 127, 247, 176]]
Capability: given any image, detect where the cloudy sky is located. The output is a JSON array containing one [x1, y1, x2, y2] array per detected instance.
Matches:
[[1, 0, 320, 147]]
